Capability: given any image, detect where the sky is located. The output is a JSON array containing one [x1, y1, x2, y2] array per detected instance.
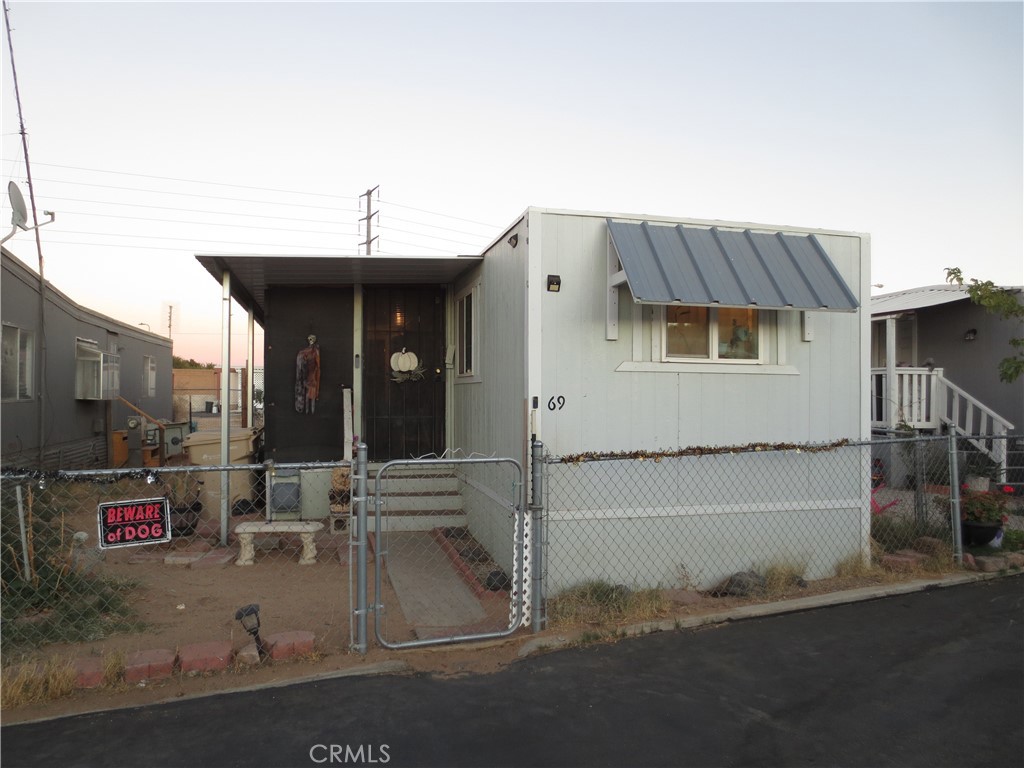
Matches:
[[2, 1, 1021, 366]]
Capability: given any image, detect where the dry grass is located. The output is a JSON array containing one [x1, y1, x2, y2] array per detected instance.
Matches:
[[1, 657, 76, 708], [835, 553, 874, 579], [103, 651, 126, 688], [761, 561, 808, 598], [548, 580, 671, 628]]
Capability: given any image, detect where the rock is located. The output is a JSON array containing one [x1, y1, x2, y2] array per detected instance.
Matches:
[[1004, 552, 1024, 568], [71, 544, 105, 575], [913, 536, 948, 556], [893, 549, 930, 564], [881, 553, 921, 572], [975, 555, 1008, 573], [485, 570, 511, 591], [710, 571, 766, 597], [961, 552, 977, 570], [461, 546, 488, 563]]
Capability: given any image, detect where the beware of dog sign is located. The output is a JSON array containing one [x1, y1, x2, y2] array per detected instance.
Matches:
[[97, 497, 172, 549]]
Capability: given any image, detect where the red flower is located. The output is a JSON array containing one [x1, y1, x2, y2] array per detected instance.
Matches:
[[1001, 485, 1014, 494]]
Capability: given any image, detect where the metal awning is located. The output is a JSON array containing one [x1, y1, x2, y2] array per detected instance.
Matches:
[[607, 220, 859, 312], [195, 253, 483, 324]]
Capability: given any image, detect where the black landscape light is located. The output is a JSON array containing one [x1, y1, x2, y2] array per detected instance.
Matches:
[[235, 603, 266, 659]]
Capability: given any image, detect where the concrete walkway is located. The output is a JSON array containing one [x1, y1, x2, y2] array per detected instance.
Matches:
[[382, 531, 485, 637]]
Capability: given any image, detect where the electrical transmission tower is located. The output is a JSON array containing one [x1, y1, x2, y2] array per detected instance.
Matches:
[[359, 185, 379, 255]]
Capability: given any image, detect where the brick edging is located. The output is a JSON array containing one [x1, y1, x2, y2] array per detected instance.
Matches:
[[55, 630, 317, 691], [430, 527, 508, 600]]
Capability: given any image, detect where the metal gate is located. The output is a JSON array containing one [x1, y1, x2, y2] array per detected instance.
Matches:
[[368, 455, 526, 649]]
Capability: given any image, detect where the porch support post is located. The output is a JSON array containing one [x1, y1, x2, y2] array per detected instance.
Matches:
[[219, 269, 232, 547], [352, 285, 363, 447], [354, 442, 368, 653], [885, 316, 897, 428], [245, 307, 255, 430], [530, 439, 545, 632]]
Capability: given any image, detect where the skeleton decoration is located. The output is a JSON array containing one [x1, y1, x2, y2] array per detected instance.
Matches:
[[295, 334, 321, 413]]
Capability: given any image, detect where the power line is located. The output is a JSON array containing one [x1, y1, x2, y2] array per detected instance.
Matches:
[[39, 239, 360, 254], [51, 209, 356, 235], [38, 195, 349, 225], [53, 229, 357, 250], [377, 237, 462, 254], [23, 162, 502, 228], [379, 197, 498, 228], [376, 224, 483, 247], [27, 161, 359, 201], [31, 177, 354, 211], [376, 212, 494, 238]]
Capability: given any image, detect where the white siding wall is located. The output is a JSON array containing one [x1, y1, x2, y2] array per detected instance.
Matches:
[[451, 217, 529, 460], [452, 218, 530, 569], [533, 212, 869, 456], [452, 209, 870, 593]]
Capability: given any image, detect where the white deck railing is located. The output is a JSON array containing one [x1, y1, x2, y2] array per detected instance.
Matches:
[[871, 367, 1014, 471]]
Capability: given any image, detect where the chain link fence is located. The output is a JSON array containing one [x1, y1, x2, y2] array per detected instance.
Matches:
[[1, 433, 1019, 665], [1, 463, 352, 662], [372, 456, 526, 649], [539, 435, 1021, 621]]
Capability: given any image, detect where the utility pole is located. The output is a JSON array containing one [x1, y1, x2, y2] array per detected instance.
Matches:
[[167, 305, 173, 338], [5, 0, 48, 468], [359, 185, 379, 255]]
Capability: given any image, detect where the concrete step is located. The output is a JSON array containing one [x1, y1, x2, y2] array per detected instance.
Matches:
[[368, 512, 467, 533], [373, 474, 460, 494], [379, 491, 463, 513]]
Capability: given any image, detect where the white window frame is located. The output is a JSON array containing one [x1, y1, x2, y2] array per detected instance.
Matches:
[[1, 324, 34, 401], [75, 338, 120, 400], [661, 305, 767, 365], [143, 355, 157, 398], [454, 283, 481, 382]]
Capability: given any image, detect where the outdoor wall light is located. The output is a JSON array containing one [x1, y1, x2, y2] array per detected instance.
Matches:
[[507, 234, 519, 248], [547, 275, 561, 292], [964, 328, 977, 342], [235, 603, 266, 659]]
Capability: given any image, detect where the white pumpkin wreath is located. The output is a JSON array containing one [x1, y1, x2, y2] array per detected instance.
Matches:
[[389, 348, 426, 383]]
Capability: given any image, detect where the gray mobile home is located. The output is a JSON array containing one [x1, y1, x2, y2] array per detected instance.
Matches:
[[201, 207, 870, 590], [2, 247, 173, 469]]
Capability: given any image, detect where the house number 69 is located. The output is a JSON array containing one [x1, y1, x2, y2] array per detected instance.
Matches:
[[547, 396, 566, 411]]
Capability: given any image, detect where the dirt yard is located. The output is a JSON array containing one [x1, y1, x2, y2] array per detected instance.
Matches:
[[4, 488, 1022, 725], [3, 547, 980, 727]]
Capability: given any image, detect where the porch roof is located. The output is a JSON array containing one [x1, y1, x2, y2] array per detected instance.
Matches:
[[195, 253, 483, 324], [607, 220, 859, 312], [869, 285, 971, 316]]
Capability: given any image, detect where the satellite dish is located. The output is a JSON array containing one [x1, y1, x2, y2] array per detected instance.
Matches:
[[8, 182, 29, 230]]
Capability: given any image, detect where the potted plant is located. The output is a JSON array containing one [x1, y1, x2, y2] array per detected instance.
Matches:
[[960, 451, 999, 492], [959, 485, 1014, 546]]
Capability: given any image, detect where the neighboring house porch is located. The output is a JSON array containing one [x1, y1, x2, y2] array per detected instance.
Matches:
[[870, 285, 1023, 487]]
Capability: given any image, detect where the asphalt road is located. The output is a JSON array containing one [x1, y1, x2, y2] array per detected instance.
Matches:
[[3, 576, 1022, 768]]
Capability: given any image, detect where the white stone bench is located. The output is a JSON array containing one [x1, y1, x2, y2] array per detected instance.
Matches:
[[234, 521, 325, 566]]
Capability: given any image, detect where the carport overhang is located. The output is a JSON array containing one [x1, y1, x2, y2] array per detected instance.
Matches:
[[193, 252, 483, 546], [195, 253, 484, 324]]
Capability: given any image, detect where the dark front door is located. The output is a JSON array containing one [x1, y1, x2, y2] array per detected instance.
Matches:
[[363, 285, 446, 462], [264, 286, 354, 462]]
